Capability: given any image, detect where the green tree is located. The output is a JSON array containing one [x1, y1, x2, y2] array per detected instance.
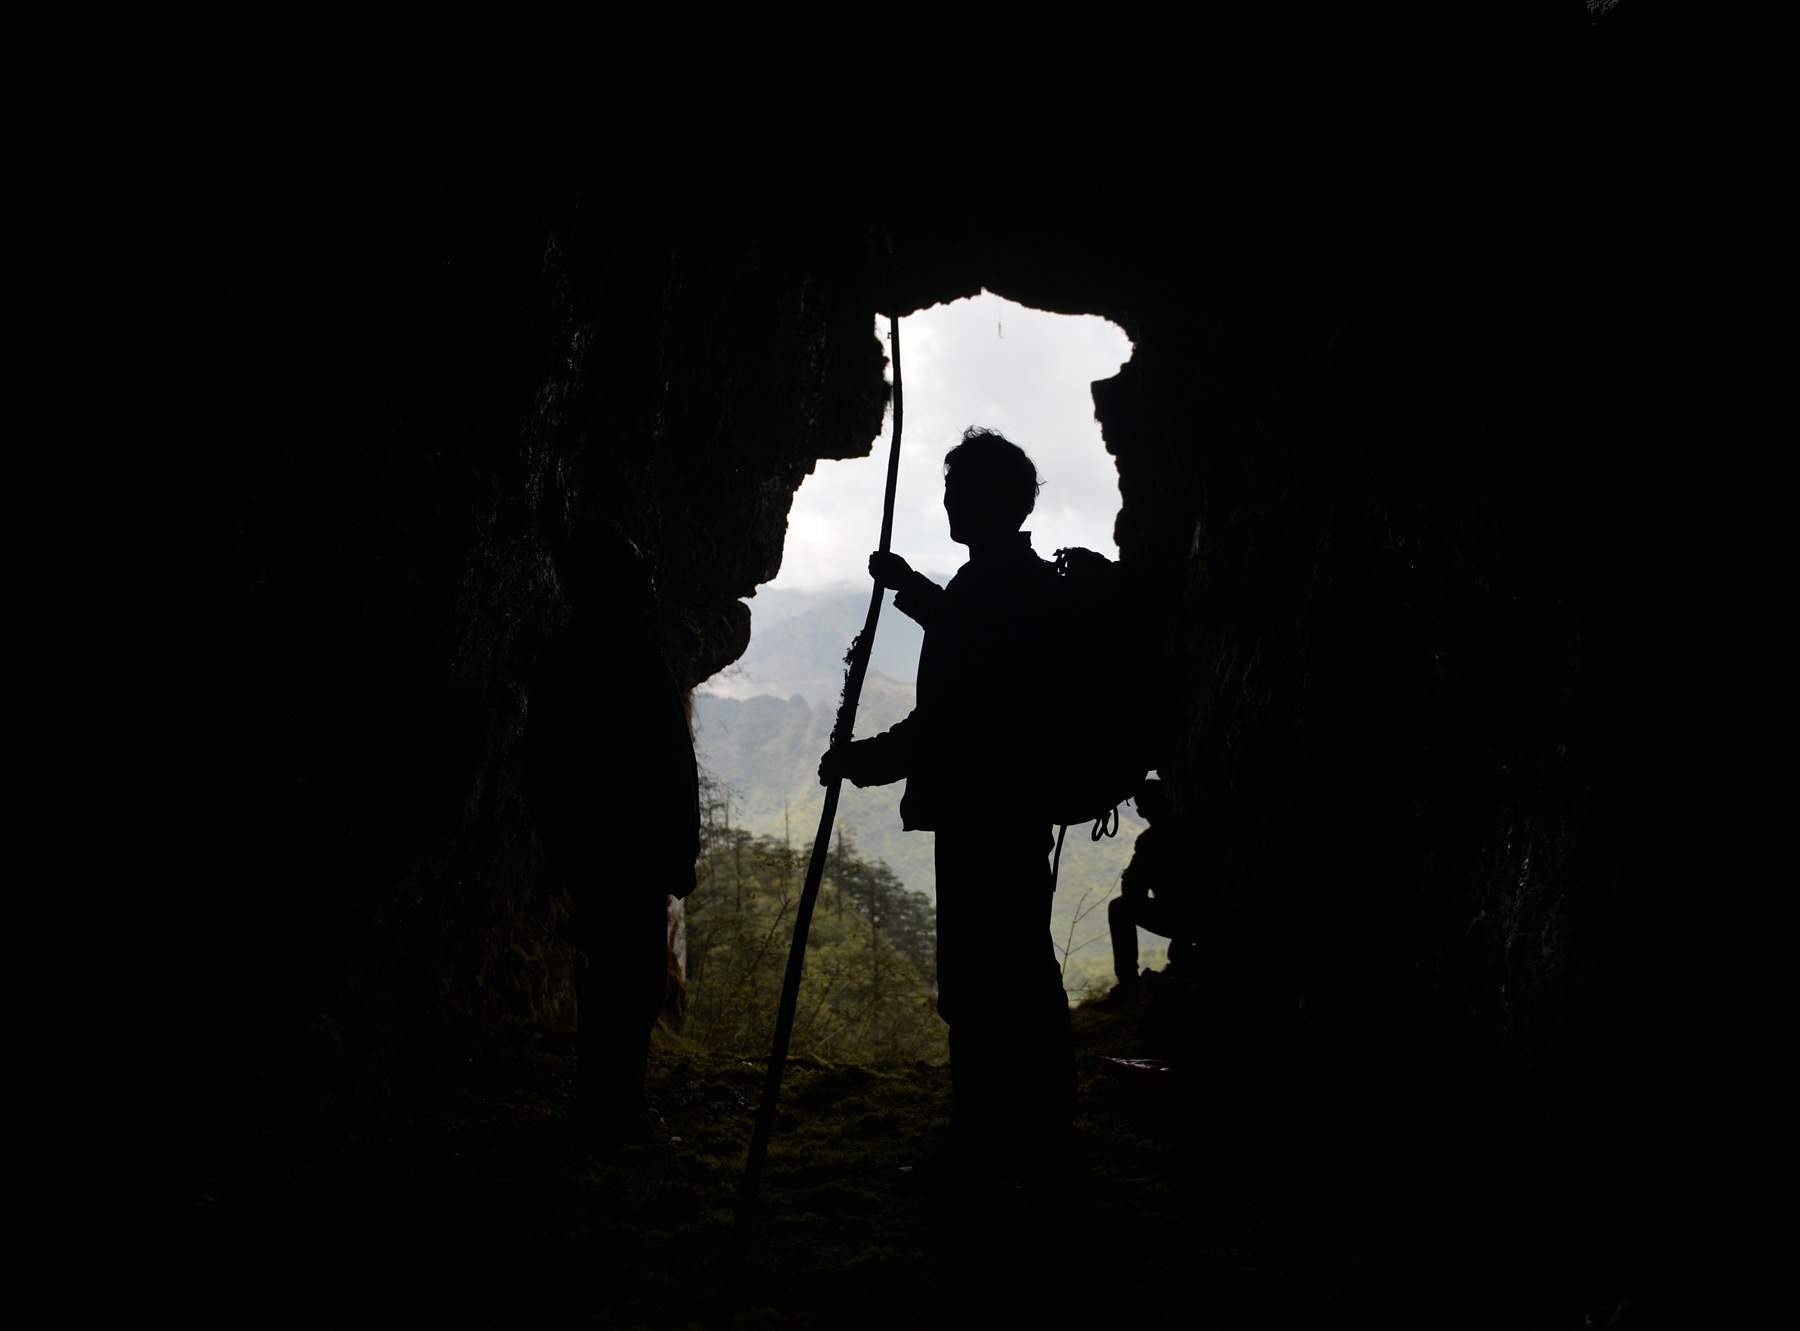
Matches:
[[683, 781, 946, 1064]]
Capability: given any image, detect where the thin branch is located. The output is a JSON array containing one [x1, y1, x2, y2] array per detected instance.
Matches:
[[1066, 929, 1112, 957], [1072, 889, 1117, 929]]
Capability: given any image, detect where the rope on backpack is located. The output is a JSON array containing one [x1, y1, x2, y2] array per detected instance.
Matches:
[[1052, 804, 1119, 895]]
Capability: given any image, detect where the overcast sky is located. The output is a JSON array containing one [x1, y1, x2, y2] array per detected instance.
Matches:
[[768, 292, 1134, 591]]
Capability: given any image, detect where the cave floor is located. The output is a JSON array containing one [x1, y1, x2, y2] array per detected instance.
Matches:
[[147, 1000, 1614, 1330]]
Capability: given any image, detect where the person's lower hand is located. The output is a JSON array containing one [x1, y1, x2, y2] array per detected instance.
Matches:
[[820, 741, 882, 787], [868, 551, 913, 590]]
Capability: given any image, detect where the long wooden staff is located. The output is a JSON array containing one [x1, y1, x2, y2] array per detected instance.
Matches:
[[723, 311, 905, 1321]]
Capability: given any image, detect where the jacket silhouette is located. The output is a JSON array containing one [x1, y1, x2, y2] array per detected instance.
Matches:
[[849, 530, 1056, 830]]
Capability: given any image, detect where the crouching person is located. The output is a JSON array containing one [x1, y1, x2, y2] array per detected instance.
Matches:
[[1100, 780, 1195, 1006]]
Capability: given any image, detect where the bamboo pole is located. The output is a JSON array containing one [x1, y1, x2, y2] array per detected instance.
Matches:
[[722, 311, 905, 1323]]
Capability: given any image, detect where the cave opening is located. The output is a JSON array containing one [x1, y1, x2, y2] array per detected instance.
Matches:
[[89, 22, 1748, 1320], [686, 292, 1149, 1049]]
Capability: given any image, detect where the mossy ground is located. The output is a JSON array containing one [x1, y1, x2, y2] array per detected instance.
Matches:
[[143, 995, 1614, 1329]]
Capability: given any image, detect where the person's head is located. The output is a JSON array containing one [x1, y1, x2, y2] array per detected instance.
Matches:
[[941, 427, 1041, 545], [1134, 779, 1169, 823]]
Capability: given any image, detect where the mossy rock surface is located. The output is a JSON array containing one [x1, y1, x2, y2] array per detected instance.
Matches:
[[129, 996, 1619, 1328]]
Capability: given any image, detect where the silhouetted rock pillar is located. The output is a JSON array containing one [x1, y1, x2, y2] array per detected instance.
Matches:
[[526, 534, 698, 1134]]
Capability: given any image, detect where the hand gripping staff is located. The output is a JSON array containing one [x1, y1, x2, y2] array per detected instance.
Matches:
[[722, 312, 904, 1323]]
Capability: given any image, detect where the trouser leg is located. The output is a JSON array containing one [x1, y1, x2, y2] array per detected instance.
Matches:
[[935, 824, 1072, 1167]]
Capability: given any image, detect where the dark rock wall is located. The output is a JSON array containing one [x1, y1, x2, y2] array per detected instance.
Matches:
[[874, 25, 1751, 1171], [90, 126, 887, 1162]]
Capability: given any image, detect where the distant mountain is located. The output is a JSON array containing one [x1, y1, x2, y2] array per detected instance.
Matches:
[[702, 581, 944, 707], [694, 675, 936, 905]]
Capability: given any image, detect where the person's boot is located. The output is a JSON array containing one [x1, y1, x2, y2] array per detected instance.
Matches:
[[1093, 975, 1142, 1009]]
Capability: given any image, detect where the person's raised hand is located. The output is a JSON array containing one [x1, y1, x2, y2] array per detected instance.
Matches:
[[818, 746, 848, 787], [868, 551, 913, 590]]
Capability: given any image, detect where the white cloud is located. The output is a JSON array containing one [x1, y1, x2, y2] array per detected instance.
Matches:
[[767, 292, 1133, 591]]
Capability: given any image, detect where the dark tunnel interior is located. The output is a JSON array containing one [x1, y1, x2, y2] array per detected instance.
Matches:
[[51, 9, 1768, 1327]]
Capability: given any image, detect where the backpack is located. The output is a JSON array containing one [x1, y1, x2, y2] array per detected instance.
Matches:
[[1032, 547, 1162, 835]]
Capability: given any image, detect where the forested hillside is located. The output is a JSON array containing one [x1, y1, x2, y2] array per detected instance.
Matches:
[[682, 795, 946, 1063], [693, 680, 1158, 996]]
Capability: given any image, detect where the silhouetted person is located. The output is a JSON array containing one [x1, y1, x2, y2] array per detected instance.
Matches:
[[819, 427, 1072, 1179], [1098, 780, 1194, 1006], [527, 531, 698, 1141]]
